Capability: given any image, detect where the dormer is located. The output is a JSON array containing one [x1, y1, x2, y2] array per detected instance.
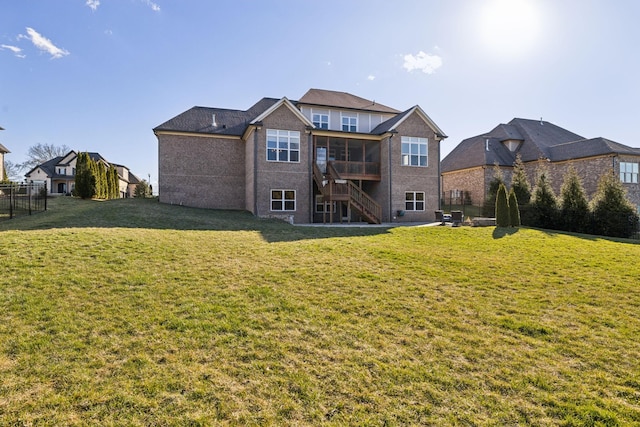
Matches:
[[502, 138, 523, 152]]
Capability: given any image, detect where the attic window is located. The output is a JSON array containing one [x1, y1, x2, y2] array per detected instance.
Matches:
[[503, 139, 521, 152]]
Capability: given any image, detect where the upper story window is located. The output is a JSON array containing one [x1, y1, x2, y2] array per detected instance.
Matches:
[[620, 162, 639, 184], [267, 129, 300, 162], [312, 112, 329, 129], [401, 136, 428, 167], [341, 114, 357, 132]]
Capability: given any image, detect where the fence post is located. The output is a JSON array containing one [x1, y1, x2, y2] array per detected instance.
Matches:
[[9, 185, 13, 219], [44, 182, 47, 211], [28, 183, 32, 215]]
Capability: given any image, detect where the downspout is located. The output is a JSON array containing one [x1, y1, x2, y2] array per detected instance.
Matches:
[[253, 124, 260, 216], [388, 132, 395, 222], [308, 128, 314, 224], [437, 135, 442, 210]]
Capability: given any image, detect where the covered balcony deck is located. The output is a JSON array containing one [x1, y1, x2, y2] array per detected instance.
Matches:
[[314, 135, 381, 181]]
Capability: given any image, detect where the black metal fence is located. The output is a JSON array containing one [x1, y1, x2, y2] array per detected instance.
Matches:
[[0, 182, 47, 221]]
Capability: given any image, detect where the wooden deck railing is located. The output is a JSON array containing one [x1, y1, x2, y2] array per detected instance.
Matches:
[[327, 163, 381, 223], [330, 161, 380, 179]]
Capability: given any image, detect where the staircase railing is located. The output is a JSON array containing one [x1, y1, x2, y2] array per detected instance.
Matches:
[[326, 163, 381, 224], [347, 180, 382, 223]]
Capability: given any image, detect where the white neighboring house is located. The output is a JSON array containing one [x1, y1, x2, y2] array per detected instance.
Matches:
[[0, 126, 8, 181], [24, 150, 141, 197]]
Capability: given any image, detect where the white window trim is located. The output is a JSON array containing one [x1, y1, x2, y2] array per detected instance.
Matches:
[[271, 189, 296, 212], [315, 195, 336, 213], [405, 191, 426, 211], [620, 161, 639, 184], [401, 136, 429, 167], [311, 109, 329, 130], [341, 112, 358, 132], [266, 129, 301, 163]]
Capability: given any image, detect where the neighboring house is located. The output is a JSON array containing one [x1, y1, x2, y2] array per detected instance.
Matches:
[[441, 118, 640, 210], [0, 126, 8, 180], [112, 163, 141, 198], [154, 88, 447, 224], [24, 150, 141, 198]]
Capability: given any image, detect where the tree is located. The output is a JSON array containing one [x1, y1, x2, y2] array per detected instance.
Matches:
[[483, 163, 505, 216], [4, 160, 22, 182], [73, 152, 95, 199], [590, 171, 639, 238], [510, 153, 531, 205], [97, 163, 107, 199], [530, 166, 558, 229], [135, 180, 151, 198], [559, 166, 589, 233], [508, 188, 521, 227], [17, 143, 70, 171], [108, 165, 119, 199], [495, 183, 510, 227]]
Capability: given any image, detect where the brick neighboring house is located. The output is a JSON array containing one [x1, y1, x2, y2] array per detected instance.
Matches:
[[24, 150, 141, 197], [441, 118, 640, 210], [0, 126, 8, 181], [154, 88, 447, 224]]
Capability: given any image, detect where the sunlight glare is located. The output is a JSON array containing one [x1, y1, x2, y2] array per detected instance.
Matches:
[[478, 0, 542, 60]]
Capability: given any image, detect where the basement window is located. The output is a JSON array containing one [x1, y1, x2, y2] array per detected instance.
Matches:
[[405, 191, 425, 211], [271, 189, 296, 211]]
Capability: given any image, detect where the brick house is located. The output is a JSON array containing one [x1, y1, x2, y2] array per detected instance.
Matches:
[[441, 118, 640, 210], [154, 89, 447, 224], [25, 150, 140, 198]]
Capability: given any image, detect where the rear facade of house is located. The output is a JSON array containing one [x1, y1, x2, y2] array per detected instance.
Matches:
[[154, 89, 447, 224]]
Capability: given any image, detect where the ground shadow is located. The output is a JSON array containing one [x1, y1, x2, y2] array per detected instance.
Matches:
[[492, 227, 520, 239], [0, 197, 396, 243]]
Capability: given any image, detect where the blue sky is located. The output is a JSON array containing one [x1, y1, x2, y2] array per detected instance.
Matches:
[[2, 0, 639, 188]]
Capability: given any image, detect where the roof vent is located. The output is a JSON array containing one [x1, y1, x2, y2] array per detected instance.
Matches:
[[212, 114, 217, 127]]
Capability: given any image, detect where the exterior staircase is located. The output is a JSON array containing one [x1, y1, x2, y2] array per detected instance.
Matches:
[[313, 162, 382, 224]]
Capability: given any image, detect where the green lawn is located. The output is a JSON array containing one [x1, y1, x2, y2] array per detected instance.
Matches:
[[1, 197, 639, 425]]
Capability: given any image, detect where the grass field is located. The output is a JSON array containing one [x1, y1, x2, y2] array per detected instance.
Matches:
[[1, 197, 639, 425]]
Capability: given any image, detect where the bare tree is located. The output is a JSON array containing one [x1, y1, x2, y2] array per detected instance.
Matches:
[[2, 160, 21, 182], [18, 143, 70, 171]]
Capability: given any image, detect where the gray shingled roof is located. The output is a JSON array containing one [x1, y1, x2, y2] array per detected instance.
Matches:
[[25, 151, 132, 180], [549, 137, 640, 161], [298, 88, 400, 114], [154, 98, 280, 136], [371, 107, 413, 134], [442, 118, 640, 173], [441, 134, 516, 172], [25, 155, 63, 178]]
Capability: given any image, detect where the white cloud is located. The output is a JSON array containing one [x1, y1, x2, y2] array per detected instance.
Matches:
[[367, 75, 375, 81], [86, 0, 100, 11], [1, 44, 25, 58], [142, 0, 161, 11], [21, 27, 70, 59], [403, 51, 443, 75]]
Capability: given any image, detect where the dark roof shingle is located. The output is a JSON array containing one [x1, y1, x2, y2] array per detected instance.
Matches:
[[298, 88, 400, 114], [154, 98, 280, 136], [442, 118, 640, 173]]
